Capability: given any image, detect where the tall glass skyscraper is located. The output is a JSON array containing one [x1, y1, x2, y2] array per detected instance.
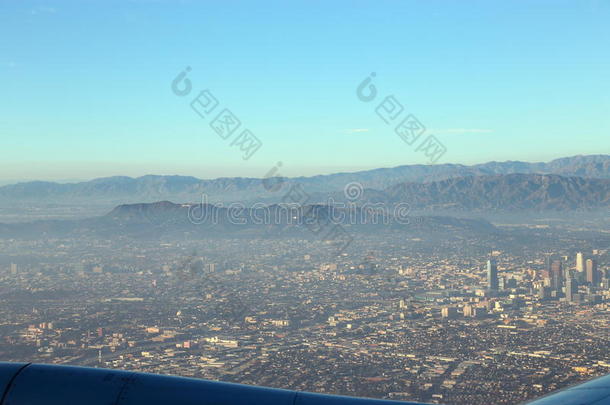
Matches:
[[487, 259, 498, 290]]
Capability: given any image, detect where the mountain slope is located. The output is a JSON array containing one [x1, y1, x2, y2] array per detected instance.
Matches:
[[383, 174, 610, 211], [0, 155, 608, 205]]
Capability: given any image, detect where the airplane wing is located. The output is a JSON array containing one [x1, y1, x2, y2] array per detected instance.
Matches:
[[524, 372, 610, 405], [0, 362, 429, 405], [0, 362, 608, 405]]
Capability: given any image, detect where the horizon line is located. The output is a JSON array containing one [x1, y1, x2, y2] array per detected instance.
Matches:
[[1, 153, 607, 186]]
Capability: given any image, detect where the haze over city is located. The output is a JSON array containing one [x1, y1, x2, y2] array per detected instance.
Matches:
[[1, 1, 609, 405]]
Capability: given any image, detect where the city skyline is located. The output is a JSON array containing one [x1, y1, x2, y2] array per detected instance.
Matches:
[[1, 224, 608, 404]]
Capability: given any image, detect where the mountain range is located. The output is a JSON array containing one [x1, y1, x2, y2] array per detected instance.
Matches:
[[0, 155, 608, 214], [381, 174, 610, 211]]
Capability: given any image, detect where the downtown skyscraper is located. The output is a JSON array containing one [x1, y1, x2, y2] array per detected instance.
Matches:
[[487, 258, 498, 291]]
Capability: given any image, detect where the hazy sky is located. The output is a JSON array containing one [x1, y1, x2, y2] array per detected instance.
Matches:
[[1, 0, 609, 182]]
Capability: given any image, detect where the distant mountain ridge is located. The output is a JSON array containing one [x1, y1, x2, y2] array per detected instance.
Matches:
[[381, 174, 610, 211], [1, 171, 608, 239], [0, 155, 608, 208]]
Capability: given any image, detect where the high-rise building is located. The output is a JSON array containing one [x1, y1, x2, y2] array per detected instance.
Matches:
[[565, 276, 577, 302], [441, 307, 458, 319], [576, 252, 585, 272], [487, 259, 498, 290], [10, 263, 17, 274], [550, 259, 563, 291], [585, 259, 599, 285], [537, 284, 550, 300]]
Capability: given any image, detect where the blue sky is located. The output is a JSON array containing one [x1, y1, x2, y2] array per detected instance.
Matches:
[[1, 0, 609, 182]]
